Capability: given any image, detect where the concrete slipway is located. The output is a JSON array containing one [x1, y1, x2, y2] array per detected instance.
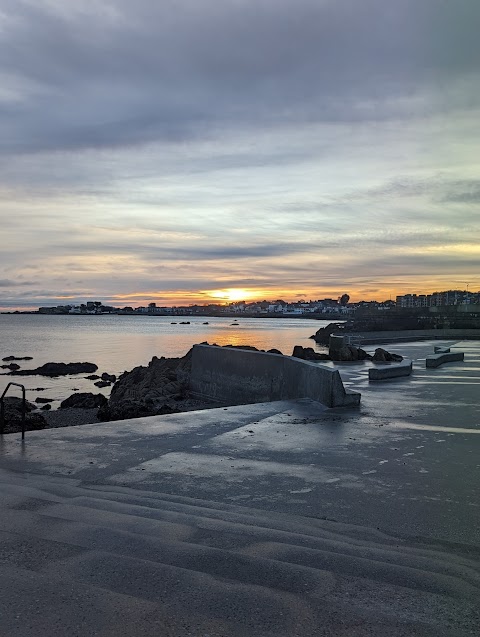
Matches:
[[0, 341, 479, 636]]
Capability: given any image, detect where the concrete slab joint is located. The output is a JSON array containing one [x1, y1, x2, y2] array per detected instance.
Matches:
[[189, 344, 360, 408]]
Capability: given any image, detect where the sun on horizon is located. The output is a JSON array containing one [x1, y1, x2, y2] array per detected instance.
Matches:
[[209, 288, 253, 303]]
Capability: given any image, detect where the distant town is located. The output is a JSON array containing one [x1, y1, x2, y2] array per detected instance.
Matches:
[[21, 288, 479, 316]]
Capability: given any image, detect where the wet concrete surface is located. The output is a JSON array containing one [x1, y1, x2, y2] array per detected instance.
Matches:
[[0, 340, 478, 546], [0, 340, 479, 635]]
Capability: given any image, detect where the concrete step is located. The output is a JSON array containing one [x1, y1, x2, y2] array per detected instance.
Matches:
[[2, 503, 479, 615], [2, 483, 479, 599], [0, 499, 478, 634], [2, 471, 479, 590], [0, 562, 184, 637], [0, 510, 330, 596], [1, 507, 478, 637], [3, 469, 477, 564], [1, 468, 479, 635], [56, 495, 480, 588]]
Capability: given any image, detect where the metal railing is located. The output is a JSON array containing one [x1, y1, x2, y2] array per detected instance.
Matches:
[[0, 382, 27, 440]]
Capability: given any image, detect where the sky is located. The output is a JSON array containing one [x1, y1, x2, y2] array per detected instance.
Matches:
[[1, 0, 479, 310]]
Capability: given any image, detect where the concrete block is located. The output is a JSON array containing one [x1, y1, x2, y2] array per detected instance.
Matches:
[[434, 346, 450, 353], [368, 359, 413, 381], [426, 352, 464, 368], [189, 345, 360, 408]]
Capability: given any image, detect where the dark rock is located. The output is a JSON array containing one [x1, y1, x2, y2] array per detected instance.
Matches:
[[372, 348, 403, 363], [292, 345, 306, 359], [330, 345, 357, 361], [357, 348, 371, 361], [223, 344, 259, 352], [1, 363, 20, 370], [1, 397, 47, 434], [203, 322, 209, 324], [10, 361, 98, 377], [60, 393, 108, 409], [34, 397, 54, 404], [40, 404, 52, 410], [328, 344, 373, 362], [342, 346, 358, 362], [267, 348, 283, 355], [310, 322, 345, 345], [2, 356, 33, 361], [98, 400, 179, 422], [292, 345, 330, 361], [86, 374, 100, 380], [179, 321, 190, 324], [94, 380, 111, 388], [99, 349, 193, 422], [101, 372, 116, 383]]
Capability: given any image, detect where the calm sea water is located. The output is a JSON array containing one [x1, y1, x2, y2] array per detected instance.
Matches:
[[0, 314, 332, 404]]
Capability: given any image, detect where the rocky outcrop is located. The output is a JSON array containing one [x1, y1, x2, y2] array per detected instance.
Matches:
[[1, 363, 20, 371], [34, 397, 54, 404], [372, 348, 403, 362], [85, 374, 100, 380], [329, 345, 372, 362], [292, 346, 330, 361], [10, 362, 98, 377], [60, 393, 108, 409], [94, 380, 111, 388], [310, 323, 346, 345], [1, 397, 47, 434], [98, 350, 193, 422], [99, 400, 179, 421], [101, 372, 116, 383], [2, 356, 33, 361]]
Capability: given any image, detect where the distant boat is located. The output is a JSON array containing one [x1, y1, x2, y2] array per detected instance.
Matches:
[[203, 322, 209, 325], [180, 321, 190, 324], [171, 322, 177, 324], [231, 322, 239, 326]]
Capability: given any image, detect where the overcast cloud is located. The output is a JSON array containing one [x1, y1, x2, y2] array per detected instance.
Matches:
[[0, 0, 479, 309]]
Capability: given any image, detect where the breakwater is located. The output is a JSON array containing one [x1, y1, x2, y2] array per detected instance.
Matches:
[[337, 328, 480, 345]]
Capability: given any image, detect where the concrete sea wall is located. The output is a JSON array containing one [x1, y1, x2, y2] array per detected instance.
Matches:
[[337, 328, 480, 345], [189, 345, 360, 408]]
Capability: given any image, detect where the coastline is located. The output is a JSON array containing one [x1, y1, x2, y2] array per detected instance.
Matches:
[[1, 310, 346, 321]]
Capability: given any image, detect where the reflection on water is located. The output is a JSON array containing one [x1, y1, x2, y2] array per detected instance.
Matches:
[[0, 314, 333, 402]]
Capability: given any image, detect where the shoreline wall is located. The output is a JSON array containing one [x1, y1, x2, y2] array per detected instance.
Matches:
[[189, 344, 360, 408], [336, 328, 480, 345]]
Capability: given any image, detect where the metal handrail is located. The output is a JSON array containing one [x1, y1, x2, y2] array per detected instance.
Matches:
[[0, 382, 27, 439]]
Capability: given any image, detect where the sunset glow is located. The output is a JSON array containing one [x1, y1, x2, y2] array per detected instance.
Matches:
[[209, 289, 253, 303], [0, 1, 479, 311]]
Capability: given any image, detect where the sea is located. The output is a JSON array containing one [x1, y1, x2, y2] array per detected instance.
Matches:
[[0, 314, 333, 405]]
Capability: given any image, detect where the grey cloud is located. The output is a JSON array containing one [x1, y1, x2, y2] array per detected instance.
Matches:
[[1, 0, 480, 155], [0, 278, 36, 287], [440, 180, 480, 204], [39, 235, 324, 261]]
